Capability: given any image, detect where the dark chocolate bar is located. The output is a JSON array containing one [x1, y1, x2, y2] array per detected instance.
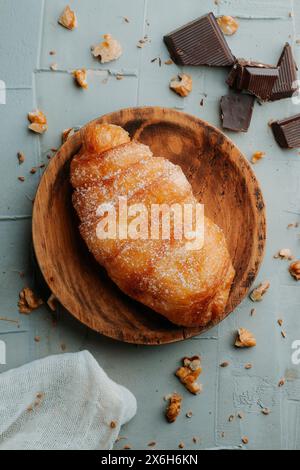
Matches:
[[271, 114, 300, 148], [220, 93, 255, 132], [227, 59, 279, 101], [270, 43, 298, 101], [164, 12, 235, 67]]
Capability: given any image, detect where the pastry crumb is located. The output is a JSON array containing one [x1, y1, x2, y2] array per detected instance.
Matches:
[[175, 356, 202, 394], [18, 287, 43, 315], [58, 5, 77, 30], [235, 328, 256, 348], [250, 281, 270, 302], [92, 34, 122, 63], [217, 16, 239, 36], [165, 392, 182, 423], [170, 74, 192, 97]]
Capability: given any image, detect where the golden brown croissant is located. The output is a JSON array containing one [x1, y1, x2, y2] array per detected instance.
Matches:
[[70, 123, 235, 327]]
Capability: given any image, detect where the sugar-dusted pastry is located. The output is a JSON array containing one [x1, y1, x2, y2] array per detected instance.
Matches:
[[70, 123, 235, 327]]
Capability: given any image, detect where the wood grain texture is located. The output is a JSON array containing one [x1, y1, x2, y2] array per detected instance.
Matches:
[[32, 107, 266, 345]]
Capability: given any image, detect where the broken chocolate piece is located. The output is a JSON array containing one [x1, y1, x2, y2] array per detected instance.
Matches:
[[227, 59, 279, 101], [220, 93, 255, 132], [164, 12, 235, 67], [271, 114, 300, 148], [270, 43, 298, 101]]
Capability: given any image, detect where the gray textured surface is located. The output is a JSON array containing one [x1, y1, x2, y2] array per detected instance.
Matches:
[[0, 0, 300, 450]]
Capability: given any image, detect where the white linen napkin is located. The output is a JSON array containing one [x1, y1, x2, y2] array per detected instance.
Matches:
[[0, 350, 137, 450]]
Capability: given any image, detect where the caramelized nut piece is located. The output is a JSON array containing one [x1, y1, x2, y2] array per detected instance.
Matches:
[[170, 74, 193, 97], [166, 393, 182, 423], [217, 16, 239, 36], [18, 287, 43, 315], [92, 34, 122, 63], [289, 260, 300, 280], [83, 123, 130, 154], [250, 281, 270, 301], [251, 151, 266, 164], [235, 328, 257, 348], [175, 356, 202, 395], [28, 110, 48, 134], [73, 69, 88, 89], [58, 5, 77, 30]]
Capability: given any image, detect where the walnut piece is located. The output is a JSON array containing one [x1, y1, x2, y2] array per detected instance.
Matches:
[[251, 151, 266, 164], [28, 110, 48, 134], [250, 281, 270, 302], [73, 69, 88, 89], [235, 328, 257, 348], [170, 74, 193, 97], [289, 260, 300, 281], [92, 34, 122, 63], [166, 393, 182, 423], [217, 16, 239, 36], [18, 288, 43, 315], [175, 356, 202, 394], [58, 5, 77, 30]]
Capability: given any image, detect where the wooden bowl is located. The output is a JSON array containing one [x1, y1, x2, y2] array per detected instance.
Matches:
[[32, 107, 266, 345]]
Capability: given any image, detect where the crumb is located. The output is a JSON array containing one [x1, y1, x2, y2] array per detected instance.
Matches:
[[262, 408, 270, 415], [278, 319, 283, 327], [17, 152, 25, 164], [238, 413, 244, 420], [242, 437, 249, 445], [220, 361, 229, 368], [228, 415, 235, 422], [278, 378, 286, 387], [50, 63, 58, 71], [148, 441, 156, 447], [289, 260, 300, 281], [165, 393, 182, 423], [47, 293, 57, 311], [62, 127, 76, 143], [18, 287, 43, 315], [73, 69, 88, 89], [250, 308, 256, 316], [123, 444, 132, 450], [221, 432, 225, 438], [110, 421, 117, 429], [58, 5, 77, 30], [28, 110, 48, 134], [200, 99, 204, 106], [186, 410, 193, 418], [123, 17, 130, 23], [251, 151, 266, 164], [92, 34, 122, 63], [217, 16, 239, 35], [170, 74, 193, 97], [235, 328, 256, 348], [34, 336, 40, 343], [18, 176, 25, 182], [281, 331, 287, 339], [245, 363, 253, 370], [27, 406, 33, 412], [274, 248, 294, 260], [116, 74, 124, 80], [250, 281, 270, 302], [165, 59, 173, 65], [61, 343, 66, 351], [30, 167, 37, 175], [137, 37, 150, 48], [175, 356, 202, 394], [178, 442, 185, 449], [49, 50, 56, 56]]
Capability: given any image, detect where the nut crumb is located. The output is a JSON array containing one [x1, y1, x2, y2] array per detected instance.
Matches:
[[18, 287, 43, 314], [58, 5, 77, 30], [274, 248, 294, 260], [186, 410, 193, 418], [170, 74, 192, 97], [242, 437, 249, 445], [251, 151, 266, 164], [289, 260, 300, 281], [166, 393, 182, 423], [30, 167, 37, 175], [50, 63, 58, 71], [92, 34, 122, 63], [73, 69, 88, 89], [175, 356, 202, 394], [278, 378, 286, 387], [18, 176, 25, 182], [116, 74, 124, 80], [281, 331, 287, 339], [217, 16, 239, 35], [220, 361, 229, 368], [17, 152, 25, 164], [178, 442, 185, 449], [262, 408, 270, 415], [250, 281, 270, 302], [110, 421, 117, 429], [34, 336, 40, 343], [278, 319, 283, 327], [28, 110, 48, 134], [245, 363, 253, 370], [235, 328, 256, 348]]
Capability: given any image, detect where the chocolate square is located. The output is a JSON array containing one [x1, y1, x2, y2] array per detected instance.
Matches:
[[220, 93, 255, 132]]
